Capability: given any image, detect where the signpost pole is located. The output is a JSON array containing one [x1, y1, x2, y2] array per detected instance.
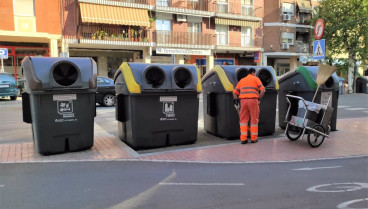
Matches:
[[1, 59, 4, 72]]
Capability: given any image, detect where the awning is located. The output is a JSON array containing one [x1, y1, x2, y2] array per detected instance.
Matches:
[[215, 18, 259, 27], [79, 3, 150, 27], [297, 0, 313, 13]]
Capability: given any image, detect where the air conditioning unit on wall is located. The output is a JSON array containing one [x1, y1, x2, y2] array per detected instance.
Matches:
[[283, 14, 291, 21], [282, 43, 289, 49], [176, 14, 187, 22]]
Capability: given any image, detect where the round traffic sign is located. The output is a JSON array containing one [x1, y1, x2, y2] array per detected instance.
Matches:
[[314, 18, 325, 40]]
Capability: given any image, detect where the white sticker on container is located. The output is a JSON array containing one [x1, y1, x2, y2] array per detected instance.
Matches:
[[160, 96, 177, 102], [53, 94, 77, 101], [320, 92, 332, 107]]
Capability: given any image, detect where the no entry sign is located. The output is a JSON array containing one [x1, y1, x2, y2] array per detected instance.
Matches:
[[314, 18, 325, 40]]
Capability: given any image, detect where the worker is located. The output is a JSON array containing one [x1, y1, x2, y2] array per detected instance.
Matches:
[[233, 68, 265, 144]]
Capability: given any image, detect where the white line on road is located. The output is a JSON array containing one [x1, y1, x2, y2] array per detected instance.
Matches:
[[0, 185, 5, 188], [345, 108, 368, 111], [159, 182, 245, 186], [293, 166, 342, 171]]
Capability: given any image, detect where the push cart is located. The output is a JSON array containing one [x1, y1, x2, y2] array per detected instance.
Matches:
[[284, 95, 334, 147]]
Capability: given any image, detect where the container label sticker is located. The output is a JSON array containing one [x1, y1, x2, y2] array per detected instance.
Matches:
[[321, 92, 332, 107], [55, 100, 77, 123], [160, 101, 177, 121], [53, 94, 77, 101], [160, 96, 177, 102]]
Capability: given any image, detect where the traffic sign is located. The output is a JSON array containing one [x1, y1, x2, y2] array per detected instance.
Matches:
[[313, 39, 325, 60], [0, 48, 8, 59], [314, 18, 325, 40]]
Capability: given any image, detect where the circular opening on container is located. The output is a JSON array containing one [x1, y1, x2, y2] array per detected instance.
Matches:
[[144, 66, 165, 88], [325, 76, 334, 88], [52, 61, 79, 86], [236, 68, 248, 82], [257, 68, 272, 87], [173, 67, 192, 88]]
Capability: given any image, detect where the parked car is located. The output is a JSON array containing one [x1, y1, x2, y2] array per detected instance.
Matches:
[[96, 76, 116, 106], [0, 72, 18, 100]]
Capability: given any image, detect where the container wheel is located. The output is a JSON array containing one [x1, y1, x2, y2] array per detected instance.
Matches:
[[307, 124, 325, 148], [286, 125, 303, 141]]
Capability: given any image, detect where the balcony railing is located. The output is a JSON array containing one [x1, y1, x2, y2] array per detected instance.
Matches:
[[78, 25, 152, 42], [156, 0, 212, 11], [216, 2, 255, 16], [153, 30, 213, 46], [295, 41, 310, 53], [216, 34, 262, 48], [96, 0, 149, 5]]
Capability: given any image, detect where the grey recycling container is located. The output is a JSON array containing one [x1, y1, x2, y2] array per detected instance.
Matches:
[[201, 65, 278, 139], [114, 62, 201, 149], [22, 57, 97, 155], [278, 66, 339, 131], [355, 76, 368, 93]]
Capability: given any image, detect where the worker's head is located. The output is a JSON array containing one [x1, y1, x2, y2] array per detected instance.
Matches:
[[248, 68, 256, 75]]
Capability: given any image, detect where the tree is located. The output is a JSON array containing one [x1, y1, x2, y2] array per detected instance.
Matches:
[[312, 0, 368, 93]]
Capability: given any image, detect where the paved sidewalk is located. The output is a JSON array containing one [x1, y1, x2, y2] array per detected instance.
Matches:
[[0, 117, 367, 164]]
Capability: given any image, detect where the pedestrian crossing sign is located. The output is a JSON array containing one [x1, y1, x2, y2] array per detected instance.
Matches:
[[313, 39, 325, 60]]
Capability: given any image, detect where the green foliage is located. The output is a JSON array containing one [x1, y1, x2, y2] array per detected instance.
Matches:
[[312, 0, 368, 64]]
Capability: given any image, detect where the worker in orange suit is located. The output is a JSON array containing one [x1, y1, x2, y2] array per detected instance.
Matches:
[[233, 68, 265, 144]]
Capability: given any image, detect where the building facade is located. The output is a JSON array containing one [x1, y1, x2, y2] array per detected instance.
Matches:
[[263, 0, 318, 76], [1, 0, 318, 79], [0, 0, 61, 79]]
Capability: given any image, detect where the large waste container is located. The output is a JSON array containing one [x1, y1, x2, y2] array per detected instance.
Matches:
[[355, 76, 368, 93], [114, 62, 201, 149], [278, 66, 339, 131], [22, 57, 97, 155], [202, 65, 278, 139]]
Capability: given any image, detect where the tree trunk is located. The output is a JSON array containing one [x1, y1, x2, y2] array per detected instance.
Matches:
[[347, 54, 355, 93]]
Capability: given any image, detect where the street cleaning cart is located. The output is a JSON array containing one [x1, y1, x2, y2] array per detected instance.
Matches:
[[284, 94, 333, 147]]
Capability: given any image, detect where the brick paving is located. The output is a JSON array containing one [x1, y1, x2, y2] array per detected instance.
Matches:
[[0, 117, 367, 164]]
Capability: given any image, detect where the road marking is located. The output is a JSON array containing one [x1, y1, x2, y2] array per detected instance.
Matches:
[[307, 183, 368, 193], [293, 166, 342, 171], [159, 182, 245, 186], [337, 198, 368, 209], [338, 106, 350, 108], [345, 108, 368, 111], [0, 185, 5, 188]]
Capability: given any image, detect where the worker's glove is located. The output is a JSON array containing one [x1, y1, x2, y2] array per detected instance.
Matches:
[[233, 99, 240, 111]]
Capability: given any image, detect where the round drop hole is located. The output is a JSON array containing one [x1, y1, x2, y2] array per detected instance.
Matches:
[[257, 68, 272, 87], [52, 61, 79, 86], [236, 68, 248, 82], [144, 66, 165, 88], [173, 67, 192, 88], [324, 77, 334, 88]]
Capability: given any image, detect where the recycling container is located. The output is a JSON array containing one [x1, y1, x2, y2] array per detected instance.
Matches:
[[202, 65, 278, 139], [355, 76, 368, 93], [22, 57, 97, 155], [114, 62, 201, 149], [278, 66, 339, 131]]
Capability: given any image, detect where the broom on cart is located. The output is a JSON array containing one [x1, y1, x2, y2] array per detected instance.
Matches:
[[312, 64, 337, 102]]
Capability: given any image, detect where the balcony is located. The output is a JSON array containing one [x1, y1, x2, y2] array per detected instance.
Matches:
[[153, 30, 213, 48], [79, 0, 150, 7], [295, 41, 310, 53], [155, 0, 214, 16], [215, 34, 262, 49], [71, 25, 153, 46]]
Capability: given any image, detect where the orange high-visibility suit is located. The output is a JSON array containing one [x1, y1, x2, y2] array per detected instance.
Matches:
[[233, 73, 265, 143]]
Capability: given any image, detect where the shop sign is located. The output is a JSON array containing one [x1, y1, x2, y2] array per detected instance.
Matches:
[[156, 48, 211, 56]]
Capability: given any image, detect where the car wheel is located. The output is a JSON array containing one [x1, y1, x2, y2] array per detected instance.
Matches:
[[102, 94, 115, 106], [10, 95, 17, 100]]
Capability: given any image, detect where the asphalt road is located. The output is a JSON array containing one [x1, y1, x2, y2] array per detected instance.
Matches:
[[0, 157, 367, 209]]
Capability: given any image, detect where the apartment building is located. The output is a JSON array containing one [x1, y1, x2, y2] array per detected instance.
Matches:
[[0, 0, 61, 79], [263, 0, 318, 76], [62, 0, 264, 78]]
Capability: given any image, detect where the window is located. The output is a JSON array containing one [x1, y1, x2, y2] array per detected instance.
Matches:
[[217, 0, 228, 13], [216, 25, 228, 45], [14, 0, 35, 16], [282, 3, 294, 15], [156, 19, 171, 31], [187, 23, 201, 33], [241, 0, 254, 16], [281, 32, 294, 45], [156, 19, 171, 43], [156, 0, 168, 7], [241, 27, 253, 47]]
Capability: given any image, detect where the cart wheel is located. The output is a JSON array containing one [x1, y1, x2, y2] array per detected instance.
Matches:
[[307, 125, 326, 148], [286, 125, 303, 141]]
